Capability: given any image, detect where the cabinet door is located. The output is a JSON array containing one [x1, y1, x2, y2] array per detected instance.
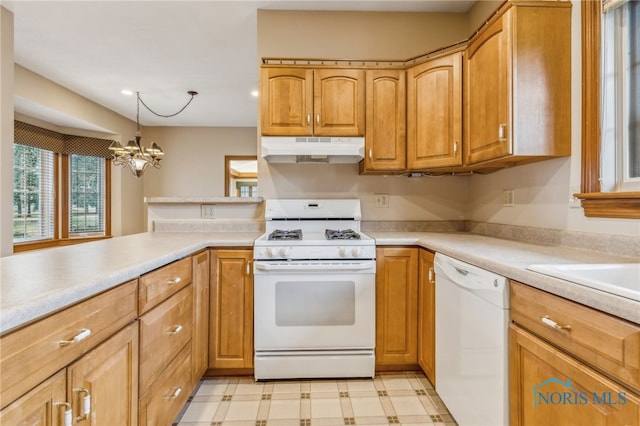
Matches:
[[417, 249, 436, 385], [192, 250, 210, 381], [464, 13, 511, 165], [361, 69, 406, 173], [261, 68, 313, 135], [314, 69, 365, 136], [376, 247, 419, 367], [209, 249, 254, 369], [0, 370, 66, 426], [510, 325, 640, 426], [66, 323, 139, 426], [407, 52, 462, 170]]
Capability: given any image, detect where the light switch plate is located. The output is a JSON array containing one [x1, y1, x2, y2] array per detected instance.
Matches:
[[374, 193, 389, 208], [503, 189, 515, 207], [201, 204, 216, 219]]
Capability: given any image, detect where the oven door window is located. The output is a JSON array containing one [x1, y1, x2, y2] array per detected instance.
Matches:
[[275, 281, 355, 326]]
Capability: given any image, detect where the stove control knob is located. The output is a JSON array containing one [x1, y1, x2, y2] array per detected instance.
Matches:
[[265, 247, 275, 258], [279, 247, 291, 258], [338, 247, 347, 257], [351, 247, 363, 257]]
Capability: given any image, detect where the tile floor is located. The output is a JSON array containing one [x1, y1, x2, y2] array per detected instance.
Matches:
[[174, 371, 457, 426]]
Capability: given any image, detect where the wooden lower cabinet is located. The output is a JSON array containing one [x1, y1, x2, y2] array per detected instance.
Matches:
[[417, 249, 436, 384], [192, 250, 210, 380], [0, 370, 66, 426], [1, 322, 139, 426], [209, 249, 254, 370], [510, 324, 640, 426], [67, 323, 139, 426], [375, 247, 419, 368], [138, 343, 192, 426]]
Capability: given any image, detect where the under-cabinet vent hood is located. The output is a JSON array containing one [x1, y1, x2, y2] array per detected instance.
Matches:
[[261, 136, 364, 164]]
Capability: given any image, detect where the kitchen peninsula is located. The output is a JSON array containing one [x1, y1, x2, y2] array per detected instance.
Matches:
[[1, 228, 639, 424]]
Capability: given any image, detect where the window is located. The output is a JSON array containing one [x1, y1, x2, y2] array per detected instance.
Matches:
[[578, 0, 640, 218], [600, 0, 639, 193], [13, 121, 112, 251], [13, 144, 56, 242], [68, 154, 106, 236]]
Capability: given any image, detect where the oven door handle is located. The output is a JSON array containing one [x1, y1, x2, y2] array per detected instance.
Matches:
[[254, 262, 375, 272]]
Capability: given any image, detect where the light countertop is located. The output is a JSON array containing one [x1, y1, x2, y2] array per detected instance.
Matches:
[[1, 230, 638, 335], [0, 232, 261, 335]]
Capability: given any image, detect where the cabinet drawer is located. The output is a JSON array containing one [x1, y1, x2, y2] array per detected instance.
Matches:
[[0, 280, 137, 410], [510, 280, 640, 392], [139, 343, 192, 426], [139, 257, 192, 314], [139, 285, 193, 394]]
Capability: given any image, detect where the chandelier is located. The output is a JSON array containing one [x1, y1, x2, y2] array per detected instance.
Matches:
[[109, 90, 198, 177]]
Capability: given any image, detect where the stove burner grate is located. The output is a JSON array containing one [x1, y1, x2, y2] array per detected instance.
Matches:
[[325, 228, 361, 240], [268, 229, 303, 240]]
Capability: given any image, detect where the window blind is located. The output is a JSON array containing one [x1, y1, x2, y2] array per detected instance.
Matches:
[[13, 144, 56, 242]]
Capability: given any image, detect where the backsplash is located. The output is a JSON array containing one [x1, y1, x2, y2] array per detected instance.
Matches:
[[151, 219, 638, 259]]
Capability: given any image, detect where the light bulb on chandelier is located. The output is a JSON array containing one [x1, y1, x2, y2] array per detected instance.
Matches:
[[109, 90, 198, 177]]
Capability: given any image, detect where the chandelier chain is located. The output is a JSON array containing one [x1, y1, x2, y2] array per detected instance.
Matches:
[[136, 91, 197, 119]]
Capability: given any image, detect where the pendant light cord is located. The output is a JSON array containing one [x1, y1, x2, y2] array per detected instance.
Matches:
[[136, 90, 198, 119]]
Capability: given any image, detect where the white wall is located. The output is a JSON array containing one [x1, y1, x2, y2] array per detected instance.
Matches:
[[1, 7, 15, 256], [142, 126, 257, 197], [466, 1, 640, 237]]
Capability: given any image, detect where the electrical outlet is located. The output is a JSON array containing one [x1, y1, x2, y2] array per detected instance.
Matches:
[[375, 193, 389, 208], [201, 204, 216, 219], [503, 189, 515, 207]]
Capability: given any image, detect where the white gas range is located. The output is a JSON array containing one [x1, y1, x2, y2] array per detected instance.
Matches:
[[253, 199, 376, 380]]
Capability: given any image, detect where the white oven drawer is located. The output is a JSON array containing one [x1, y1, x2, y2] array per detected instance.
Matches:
[[254, 271, 375, 351]]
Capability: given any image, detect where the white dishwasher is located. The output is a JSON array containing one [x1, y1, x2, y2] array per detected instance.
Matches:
[[434, 253, 509, 426]]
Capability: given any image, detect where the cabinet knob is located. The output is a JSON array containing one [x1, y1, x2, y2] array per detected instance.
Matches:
[[167, 324, 183, 335], [369, 148, 373, 160], [428, 267, 435, 284], [498, 124, 507, 141], [316, 114, 320, 125], [56, 402, 73, 426], [59, 328, 92, 346], [307, 113, 311, 125], [167, 277, 182, 285], [165, 387, 182, 399], [540, 315, 571, 331], [73, 388, 91, 422]]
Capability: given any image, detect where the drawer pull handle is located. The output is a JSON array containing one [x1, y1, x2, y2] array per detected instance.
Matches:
[[168, 324, 183, 335], [56, 402, 73, 426], [428, 267, 435, 284], [168, 277, 182, 285], [165, 386, 182, 399], [541, 315, 571, 331], [59, 328, 92, 346], [73, 388, 91, 422]]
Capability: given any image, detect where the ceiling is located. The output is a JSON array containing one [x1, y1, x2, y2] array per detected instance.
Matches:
[[5, 1, 475, 132]]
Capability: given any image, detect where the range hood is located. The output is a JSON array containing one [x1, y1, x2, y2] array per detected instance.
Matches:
[[261, 136, 364, 164]]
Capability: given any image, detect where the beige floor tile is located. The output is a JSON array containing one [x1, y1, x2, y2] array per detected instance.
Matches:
[[267, 399, 301, 419], [389, 395, 427, 416], [273, 381, 302, 394], [224, 400, 260, 421], [346, 380, 377, 392], [350, 396, 386, 417], [178, 400, 219, 423], [234, 383, 264, 395], [381, 376, 413, 390], [310, 398, 343, 418]]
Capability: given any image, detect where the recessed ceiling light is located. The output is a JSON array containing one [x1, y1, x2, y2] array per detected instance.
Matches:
[[121, 89, 133, 96], [251, 90, 259, 97]]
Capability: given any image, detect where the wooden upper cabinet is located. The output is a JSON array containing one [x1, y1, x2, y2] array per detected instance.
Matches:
[[407, 52, 462, 170], [360, 69, 406, 174], [261, 67, 364, 136], [261, 68, 313, 135], [313, 69, 365, 136], [464, 2, 571, 166]]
